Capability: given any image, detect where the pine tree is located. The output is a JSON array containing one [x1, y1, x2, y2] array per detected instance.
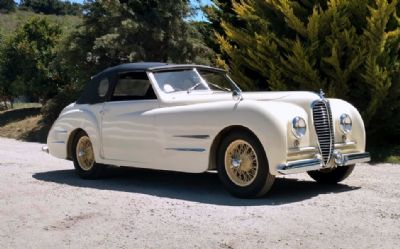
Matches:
[[209, 0, 400, 141]]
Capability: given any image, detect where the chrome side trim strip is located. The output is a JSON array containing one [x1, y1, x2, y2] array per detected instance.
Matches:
[[288, 146, 319, 155], [278, 158, 323, 175], [54, 128, 67, 133], [173, 135, 210, 139], [343, 152, 370, 165], [165, 148, 206, 152], [50, 141, 65, 144], [334, 141, 356, 148]]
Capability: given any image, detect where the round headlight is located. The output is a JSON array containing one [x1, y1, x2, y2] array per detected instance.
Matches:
[[292, 116, 307, 138], [340, 114, 352, 134]]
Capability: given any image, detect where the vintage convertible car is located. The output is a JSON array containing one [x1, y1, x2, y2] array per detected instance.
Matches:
[[45, 62, 370, 198]]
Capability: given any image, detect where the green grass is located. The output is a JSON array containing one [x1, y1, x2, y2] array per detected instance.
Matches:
[[0, 10, 81, 36], [12, 102, 42, 109]]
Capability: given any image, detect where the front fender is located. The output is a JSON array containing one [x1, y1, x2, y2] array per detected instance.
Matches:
[[329, 98, 366, 152], [227, 100, 309, 175]]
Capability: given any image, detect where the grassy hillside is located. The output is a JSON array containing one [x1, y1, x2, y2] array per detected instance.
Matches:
[[0, 104, 50, 143], [0, 10, 81, 36]]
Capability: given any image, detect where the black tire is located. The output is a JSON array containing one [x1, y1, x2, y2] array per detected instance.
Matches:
[[307, 165, 355, 184], [72, 131, 105, 179], [217, 131, 275, 198]]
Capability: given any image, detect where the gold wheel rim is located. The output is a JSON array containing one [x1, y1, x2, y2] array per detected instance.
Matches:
[[224, 139, 259, 187], [76, 136, 95, 171]]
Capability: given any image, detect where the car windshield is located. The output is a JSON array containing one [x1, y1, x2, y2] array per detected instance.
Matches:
[[153, 68, 236, 93]]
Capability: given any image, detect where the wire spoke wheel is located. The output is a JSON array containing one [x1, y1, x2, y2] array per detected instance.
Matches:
[[76, 136, 95, 171], [224, 139, 259, 187]]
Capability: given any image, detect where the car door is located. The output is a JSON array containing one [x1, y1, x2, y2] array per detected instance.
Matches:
[[100, 71, 160, 165]]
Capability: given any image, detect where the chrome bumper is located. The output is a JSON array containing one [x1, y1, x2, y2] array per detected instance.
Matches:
[[42, 145, 49, 153], [278, 152, 370, 175]]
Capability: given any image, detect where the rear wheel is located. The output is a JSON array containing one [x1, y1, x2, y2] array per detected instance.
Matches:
[[72, 131, 105, 179], [217, 131, 275, 198], [307, 165, 355, 184]]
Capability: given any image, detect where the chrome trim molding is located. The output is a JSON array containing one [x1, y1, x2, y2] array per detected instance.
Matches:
[[50, 141, 65, 144], [165, 148, 206, 152], [54, 127, 67, 133], [173, 135, 210, 139], [278, 152, 370, 175], [42, 146, 49, 153], [288, 146, 319, 155], [334, 141, 356, 148], [278, 157, 323, 174], [149, 64, 226, 73], [343, 152, 371, 165]]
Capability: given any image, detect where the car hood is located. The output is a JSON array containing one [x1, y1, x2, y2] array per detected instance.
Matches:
[[163, 91, 322, 110], [242, 91, 321, 110], [242, 91, 319, 101]]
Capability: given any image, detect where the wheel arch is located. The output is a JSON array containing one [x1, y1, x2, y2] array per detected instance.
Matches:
[[208, 125, 264, 170], [66, 128, 86, 160]]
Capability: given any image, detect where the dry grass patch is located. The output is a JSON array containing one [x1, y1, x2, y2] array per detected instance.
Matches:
[[0, 106, 49, 143]]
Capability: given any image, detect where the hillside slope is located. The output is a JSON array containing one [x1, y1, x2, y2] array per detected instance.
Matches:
[[0, 10, 81, 35]]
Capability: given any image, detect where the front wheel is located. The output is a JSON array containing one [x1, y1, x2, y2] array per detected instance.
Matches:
[[217, 131, 275, 198], [307, 165, 355, 184], [72, 131, 105, 179]]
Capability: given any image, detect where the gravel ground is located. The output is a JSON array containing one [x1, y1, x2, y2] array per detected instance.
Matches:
[[0, 137, 399, 249]]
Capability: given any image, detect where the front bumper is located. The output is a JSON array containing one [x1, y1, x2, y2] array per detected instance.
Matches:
[[278, 152, 370, 175]]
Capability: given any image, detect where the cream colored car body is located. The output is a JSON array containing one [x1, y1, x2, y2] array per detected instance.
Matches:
[[46, 65, 368, 176]]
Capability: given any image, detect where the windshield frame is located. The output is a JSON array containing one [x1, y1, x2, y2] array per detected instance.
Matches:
[[150, 67, 241, 95]]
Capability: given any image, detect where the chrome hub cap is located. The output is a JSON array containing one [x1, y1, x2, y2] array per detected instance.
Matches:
[[224, 140, 259, 187], [76, 136, 95, 171], [231, 158, 242, 168]]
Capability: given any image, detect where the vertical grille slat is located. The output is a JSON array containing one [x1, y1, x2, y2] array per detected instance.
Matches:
[[312, 100, 334, 164]]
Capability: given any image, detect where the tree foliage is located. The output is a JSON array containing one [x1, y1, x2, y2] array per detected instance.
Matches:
[[208, 0, 400, 141], [33, 0, 213, 123], [63, 0, 213, 82], [0, 0, 16, 13], [0, 17, 63, 103], [19, 0, 82, 16]]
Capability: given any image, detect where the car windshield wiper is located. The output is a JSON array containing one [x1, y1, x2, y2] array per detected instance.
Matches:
[[208, 82, 231, 92], [187, 82, 203, 93]]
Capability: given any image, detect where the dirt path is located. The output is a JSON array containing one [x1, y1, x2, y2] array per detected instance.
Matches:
[[0, 137, 399, 249]]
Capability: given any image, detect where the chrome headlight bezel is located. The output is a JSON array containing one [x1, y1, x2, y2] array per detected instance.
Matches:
[[291, 116, 307, 139], [339, 113, 352, 134]]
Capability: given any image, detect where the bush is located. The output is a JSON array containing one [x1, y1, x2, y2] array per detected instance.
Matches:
[[208, 0, 400, 143], [41, 85, 80, 125]]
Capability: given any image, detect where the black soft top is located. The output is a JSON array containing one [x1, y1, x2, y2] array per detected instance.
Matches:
[[77, 62, 225, 104], [91, 62, 168, 80]]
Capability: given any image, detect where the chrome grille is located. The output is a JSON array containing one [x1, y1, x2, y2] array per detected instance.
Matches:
[[312, 100, 334, 164]]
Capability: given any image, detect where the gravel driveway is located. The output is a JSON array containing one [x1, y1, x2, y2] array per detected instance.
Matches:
[[0, 137, 399, 249]]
